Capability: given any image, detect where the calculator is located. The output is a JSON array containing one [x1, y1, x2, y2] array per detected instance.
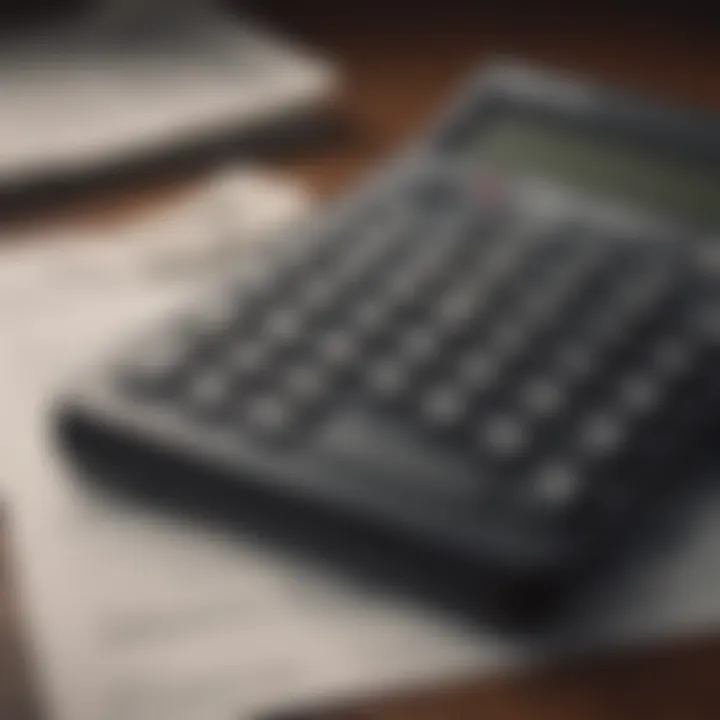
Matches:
[[56, 63, 720, 619]]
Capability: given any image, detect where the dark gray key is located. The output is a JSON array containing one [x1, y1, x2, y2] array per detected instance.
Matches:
[[261, 309, 306, 346], [184, 370, 232, 417], [476, 414, 531, 464], [577, 411, 630, 465], [283, 364, 328, 405], [518, 376, 569, 420], [456, 350, 502, 396], [419, 383, 470, 432], [317, 330, 359, 370], [243, 394, 296, 436], [619, 372, 665, 417], [366, 358, 413, 403], [527, 460, 587, 516], [228, 340, 273, 379], [352, 296, 391, 334], [397, 324, 441, 367]]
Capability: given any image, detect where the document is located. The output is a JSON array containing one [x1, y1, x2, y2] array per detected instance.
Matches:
[[0, 166, 311, 489], [0, 1, 336, 187]]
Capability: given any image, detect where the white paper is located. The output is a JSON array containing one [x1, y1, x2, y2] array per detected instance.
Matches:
[[0, 2, 336, 184], [0, 165, 311, 491], [0, 166, 309, 310], [5, 186, 720, 719]]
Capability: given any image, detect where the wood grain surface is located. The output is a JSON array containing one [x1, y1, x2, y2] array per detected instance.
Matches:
[[1, 3, 719, 718]]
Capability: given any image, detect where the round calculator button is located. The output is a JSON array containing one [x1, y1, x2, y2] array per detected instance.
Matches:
[[336, 244, 378, 280], [405, 253, 446, 292], [519, 378, 568, 419], [419, 384, 468, 431], [530, 461, 586, 512], [244, 395, 294, 436], [283, 365, 327, 404], [398, 326, 440, 366], [578, 412, 628, 462], [456, 351, 500, 394], [317, 331, 359, 369], [352, 297, 391, 334], [490, 321, 528, 359], [620, 373, 663, 416], [591, 311, 628, 348], [262, 309, 305, 345], [477, 415, 530, 462], [522, 290, 561, 329], [366, 359, 412, 402], [229, 341, 272, 378], [301, 276, 340, 313], [385, 270, 423, 308], [184, 371, 231, 416], [554, 342, 598, 382], [436, 287, 479, 330]]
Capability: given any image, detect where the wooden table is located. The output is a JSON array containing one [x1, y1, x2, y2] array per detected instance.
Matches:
[[2, 3, 719, 718]]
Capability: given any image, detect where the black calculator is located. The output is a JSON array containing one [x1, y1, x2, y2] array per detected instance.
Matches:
[[56, 63, 720, 619]]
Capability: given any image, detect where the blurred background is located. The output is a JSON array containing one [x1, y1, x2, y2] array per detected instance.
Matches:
[[0, 2, 719, 719]]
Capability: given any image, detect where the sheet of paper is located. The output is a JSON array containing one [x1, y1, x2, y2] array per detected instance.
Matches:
[[5, 195, 720, 719], [0, 2, 336, 185], [0, 166, 310, 310], [6, 301, 519, 720], [0, 165, 311, 493]]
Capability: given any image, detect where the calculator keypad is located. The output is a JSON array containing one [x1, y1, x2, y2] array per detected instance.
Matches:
[[117, 171, 719, 530]]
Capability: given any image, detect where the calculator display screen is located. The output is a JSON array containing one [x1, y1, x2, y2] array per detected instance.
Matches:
[[476, 116, 720, 225]]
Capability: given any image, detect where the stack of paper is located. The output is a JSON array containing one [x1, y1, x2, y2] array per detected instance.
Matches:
[[0, 1, 336, 188]]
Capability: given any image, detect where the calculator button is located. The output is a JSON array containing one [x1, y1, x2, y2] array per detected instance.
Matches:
[[489, 321, 530, 359], [317, 331, 359, 369], [528, 461, 587, 516], [397, 325, 441, 367], [477, 415, 531, 463], [619, 373, 664, 416], [578, 412, 629, 464], [435, 287, 481, 334], [553, 342, 598, 383], [519, 377, 568, 419], [184, 371, 231, 417], [352, 297, 391, 333], [301, 276, 342, 314], [243, 395, 295, 436], [283, 365, 327, 404], [366, 358, 413, 403], [456, 351, 501, 394], [419, 384, 469, 432], [229, 341, 272, 378], [261, 309, 306, 345], [385, 256, 431, 298]]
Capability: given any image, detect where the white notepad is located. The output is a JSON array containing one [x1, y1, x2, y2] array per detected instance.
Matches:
[[5, 176, 720, 720]]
